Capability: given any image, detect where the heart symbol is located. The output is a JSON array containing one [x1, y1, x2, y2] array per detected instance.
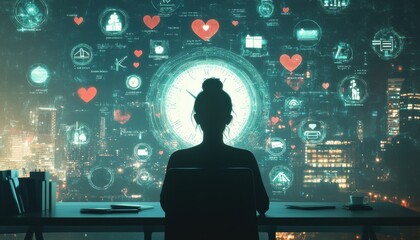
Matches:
[[232, 20, 239, 26], [155, 113, 161, 118], [271, 116, 279, 124], [282, 7, 290, 13], [77, 87, 97, 103], [158, 150, 164, 156], [143, 15, 160, 29], [191, 19, 219, 41], [308, 123, 317, 130], [133, 62, 140, 68], [322, 82, 330, 90], [280, 54, 302, 72], [290, 145, 296, 149], [286, 76, 304, 91], [134, 50, 143, 58], [73, 16, 84, 25], [114, 109, 131, 124]]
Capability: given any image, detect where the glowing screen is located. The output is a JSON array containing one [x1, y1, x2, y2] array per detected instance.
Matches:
[[0, 0, 419, 204]]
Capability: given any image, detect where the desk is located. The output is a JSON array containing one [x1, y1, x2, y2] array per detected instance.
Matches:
[[1, 202, 420, 240]]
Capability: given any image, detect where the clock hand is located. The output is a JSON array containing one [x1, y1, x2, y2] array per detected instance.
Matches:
[[186, 89, 197, 99]]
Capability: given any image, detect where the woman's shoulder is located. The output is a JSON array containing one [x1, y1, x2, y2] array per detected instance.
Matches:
[[225, 145, 255, 159]]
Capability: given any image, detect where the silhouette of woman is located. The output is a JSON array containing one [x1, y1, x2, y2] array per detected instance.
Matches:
[[160, 78, 269, 239]]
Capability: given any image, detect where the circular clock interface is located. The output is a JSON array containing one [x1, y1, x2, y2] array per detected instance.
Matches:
[[147, 47, 270, 152]]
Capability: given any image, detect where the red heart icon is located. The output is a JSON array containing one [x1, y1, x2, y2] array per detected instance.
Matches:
[[232, 20, 239, 26], [271, 116, 280, 124], [282, 7, 290, 13], [134, 50, 143, 58], [322, 82, 330, 90], [143, 15, 160, 29], [74, 16, 84, 25], [191, 19, 219, 41], [114, 109, 131, 124], [133, 62, 140, 68], [280, 54, 302, 72], [77, 87, 97, 103], [155, 113, 161, 118], [286, 76, 304, 91], [158, 150, 164, 156], [290, 145, 296, 149]]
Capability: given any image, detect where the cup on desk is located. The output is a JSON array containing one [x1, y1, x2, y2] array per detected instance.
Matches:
[[349, 195, 369, 206]]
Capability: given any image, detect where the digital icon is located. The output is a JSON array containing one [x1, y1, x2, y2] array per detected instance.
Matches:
[[293, 20, 322, 48], [332, 42, 353, 64], [67, 122, 92, 145], [133, 143, 153, 161], [298, 119, 327, 144], [71, 43, 93, 66], [87, 166, 114, 190], [143, 15, 160, 29], [150, 40, 169, 59], [266, 137, 287, 157], [77, 87, 97, 103], [245, 35, 263, 49], [319, 0, 350, 14], [151, 0, 182, 15], [338, 75, 368, 106], [280, 54, 302, 72], [269, 165, 293, 191], [135, 169, 153, 186], [14, 0, 48, 31], [371, 28, 404, 60], [191, 19, 219, 41], [285, 97, 303, 111], [133, 50, 143, 58], [114, 56, 127, 71], [258, 0, 275, 18], [232, 20, 239, 26], [27, 63, 50, 87], [133, 62, 140, 68], [126, 74, 142, 90], [114, 109, 131, 124], [99, 9, 128, 36], [73, 16, 83, 25]]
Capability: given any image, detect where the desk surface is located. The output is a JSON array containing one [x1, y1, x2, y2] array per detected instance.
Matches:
[[2, 202, 420, 227]]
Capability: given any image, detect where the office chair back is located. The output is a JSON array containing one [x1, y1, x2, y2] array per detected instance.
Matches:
[[162, 167, 258, 240]]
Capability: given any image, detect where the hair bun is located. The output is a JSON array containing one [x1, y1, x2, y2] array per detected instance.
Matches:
[[202, 78, 223, 93]]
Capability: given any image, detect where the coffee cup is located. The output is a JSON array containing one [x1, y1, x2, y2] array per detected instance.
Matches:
[[349, 195, 368, 205]]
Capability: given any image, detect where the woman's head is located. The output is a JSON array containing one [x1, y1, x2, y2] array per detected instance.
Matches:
[[193, 78, 233, 133]]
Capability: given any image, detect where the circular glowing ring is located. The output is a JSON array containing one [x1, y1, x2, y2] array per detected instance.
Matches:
[[87, 166, 115, 191], [258, 0, 275, 18], [269, 165, 294, 191], [371, 27, 404, 60], [133, 143, 153, 162], [135, 169, 153, 186], [70, 43, 93, 66], [27, 63, 50, 87], [13, 0, 48, 30], [293, 19, 322, 48], [297, 118, 327, 144], [98, 8, 129, 36], [338, 75, 368, 105], [126, 75, 142, 90], [146, 47, 270, 152], [266, 137, 287, 157]]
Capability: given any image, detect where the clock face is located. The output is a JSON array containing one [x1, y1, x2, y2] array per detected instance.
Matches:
[[147, 47, 270, 152]]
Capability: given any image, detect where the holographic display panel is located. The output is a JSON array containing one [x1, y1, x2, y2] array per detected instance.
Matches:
[[1, 0, 419, 203]]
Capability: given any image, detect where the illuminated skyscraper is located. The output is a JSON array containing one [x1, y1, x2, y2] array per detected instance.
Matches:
[[399, 76, 420, 141], [386, 78, 405, 141], [304, 140, 355, 190]]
